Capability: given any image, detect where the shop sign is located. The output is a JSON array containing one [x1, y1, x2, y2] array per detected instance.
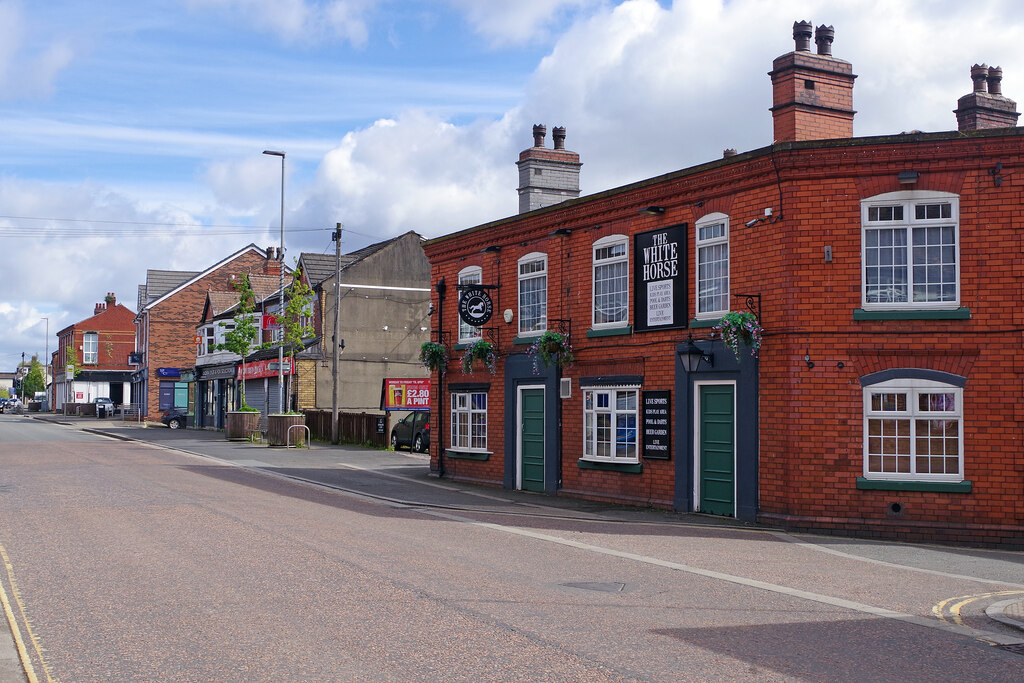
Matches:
[[458, 287, 494, 327], [237, 357, 295, 380], [128, 352, 142, 365], [633, 224, 687, 332], [381, 378, 430, 411], [157, 367, 180, 378], [376, 416, 386, 434], [641, 390, 671, 459], [262, 314, 280, 331]]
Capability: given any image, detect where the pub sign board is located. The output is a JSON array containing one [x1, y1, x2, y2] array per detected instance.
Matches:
[[458, 287, 494, 327], [641, 390, 671, 459], [633, 223, 687, 332]]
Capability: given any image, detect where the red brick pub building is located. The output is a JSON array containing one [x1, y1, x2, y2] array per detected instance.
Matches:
[[423, 22, 1024, 546]]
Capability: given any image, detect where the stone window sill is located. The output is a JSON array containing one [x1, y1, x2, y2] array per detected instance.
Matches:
[[586, 326, 632, 338], [856, 477, 972, 493], [445, 449, 491, 461], [577, 458, 642, 473], [853, 307, 971, 321]]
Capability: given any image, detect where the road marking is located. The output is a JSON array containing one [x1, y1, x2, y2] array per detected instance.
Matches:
[[0, 542, 50, 682], [422, 509, 1024, 647], [770, 532, 1024, 589], [933, 591, 1024, 628]]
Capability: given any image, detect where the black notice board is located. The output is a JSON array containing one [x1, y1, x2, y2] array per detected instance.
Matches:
[[633, 223, 688, 332], [642, 390, 671, 459]]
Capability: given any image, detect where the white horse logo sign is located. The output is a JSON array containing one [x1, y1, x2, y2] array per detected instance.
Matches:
[[458, 287, 494, 326]]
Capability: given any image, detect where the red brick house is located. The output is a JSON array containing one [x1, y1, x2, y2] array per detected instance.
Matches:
[[54, 293, 136, 409], [132, 245, 282, 418], [422, 22, 1024, 546]]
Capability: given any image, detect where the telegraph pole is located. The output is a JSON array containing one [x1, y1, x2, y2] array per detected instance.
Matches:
[[331, 223, 342, 444]]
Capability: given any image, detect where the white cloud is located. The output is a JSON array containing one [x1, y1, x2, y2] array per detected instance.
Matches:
[[187, 0, 379, 46], [0, 0, 75, 99], [447, 0, 603, 47]]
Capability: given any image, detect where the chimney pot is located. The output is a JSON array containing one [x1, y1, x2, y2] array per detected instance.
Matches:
[[532, 124, 547, 147], [723, 148, 737, 158], [988, 65, 1003, 95], [814, 24, 835, 56], [793, 20, 813, 51], [971, 64, 989, 93], [552, 126, 566, 150]]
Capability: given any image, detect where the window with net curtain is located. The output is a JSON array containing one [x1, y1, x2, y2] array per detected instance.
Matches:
[[592, 235, 628, 327], [518, 253, 547, 335], [695, 213, 729, 318]]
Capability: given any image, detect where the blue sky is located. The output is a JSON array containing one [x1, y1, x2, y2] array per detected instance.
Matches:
[[2, 0, 1024, 370]]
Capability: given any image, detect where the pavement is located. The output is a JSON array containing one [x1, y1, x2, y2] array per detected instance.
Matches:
[[2, 411, 1022, 681]]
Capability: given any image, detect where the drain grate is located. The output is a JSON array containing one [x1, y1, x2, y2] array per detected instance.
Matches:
[[999, 643, 1024, 656], [561, 581, 626, 593]]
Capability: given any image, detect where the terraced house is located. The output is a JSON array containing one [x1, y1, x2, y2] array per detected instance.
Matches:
[[422, 22, 1024, 546]]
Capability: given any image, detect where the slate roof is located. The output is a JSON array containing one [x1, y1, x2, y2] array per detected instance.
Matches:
[[299, 232, 421, 287], [138, 270, 200, 310]]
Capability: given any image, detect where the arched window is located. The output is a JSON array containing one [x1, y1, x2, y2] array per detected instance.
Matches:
[[592, 234, 628, 327], [862, 372, 964, 481], [861, 191, 959, 309], [695, 213, 729, 318], [518, 252, 547, 335], [457, 266, 483, 343]]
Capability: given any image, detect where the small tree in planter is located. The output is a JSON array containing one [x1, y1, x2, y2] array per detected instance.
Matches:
[[218, 274, 262, 439], [420, 341, 448, 375], [278, 266, 316, 413], [460, 339, 496, 374], [528, 330, 574, 375], [715, 311, 763, 361], [217, 273, 260, 412]]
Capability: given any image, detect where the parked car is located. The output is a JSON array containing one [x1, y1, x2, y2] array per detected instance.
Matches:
[[92, 397, 114, 418], [1, 397, 22, 413], [160, 408, 187, 429], [390, 411, 430, 452]]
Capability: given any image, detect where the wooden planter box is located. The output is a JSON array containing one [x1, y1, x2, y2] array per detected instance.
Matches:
[[225, 411, 261, 440], [267, 414, 306, 447]]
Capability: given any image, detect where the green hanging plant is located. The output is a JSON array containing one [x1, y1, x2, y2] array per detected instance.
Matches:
[[460, 339, 497, 374], [419, 341, 449, 375], [715, 311, 763, 361], [527, 330, 574, 374]]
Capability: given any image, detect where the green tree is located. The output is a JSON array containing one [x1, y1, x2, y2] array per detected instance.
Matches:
[[64, 345, 81, 379], [22, 355, 45, 398], [216, 273, 260, 411], [279, 266, 315, 411]]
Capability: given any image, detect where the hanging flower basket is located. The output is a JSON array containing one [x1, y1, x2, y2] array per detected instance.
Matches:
[[715, 311, 763, 360], [461, 339, 497, 374], [419, 341, 449, 375], [528, 330, 574, 374]]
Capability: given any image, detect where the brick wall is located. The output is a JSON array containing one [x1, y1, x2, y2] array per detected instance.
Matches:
[[425, 128, 1024, 544]]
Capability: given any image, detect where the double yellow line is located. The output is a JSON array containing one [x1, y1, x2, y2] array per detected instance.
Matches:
[[0, 542, 51, 683], [933, 590, 1024, 627]]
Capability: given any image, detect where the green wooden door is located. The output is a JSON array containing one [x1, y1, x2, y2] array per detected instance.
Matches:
[[699, 384, 735, 516], [520, 388, 545, 492]]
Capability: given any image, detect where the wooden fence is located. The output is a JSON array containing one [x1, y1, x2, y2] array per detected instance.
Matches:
[[302, 410, 387, 448]]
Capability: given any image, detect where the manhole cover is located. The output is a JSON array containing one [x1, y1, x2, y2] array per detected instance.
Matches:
[[561, 581, 626, 593]]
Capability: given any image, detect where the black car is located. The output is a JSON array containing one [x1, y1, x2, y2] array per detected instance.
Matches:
[[390, 411, 430, 452], [160, 408, 187, 429]]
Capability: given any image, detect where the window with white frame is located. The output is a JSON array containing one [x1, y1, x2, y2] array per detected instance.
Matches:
[[458, 266, 483, 343], [863, 378, 963, 480], [583, 386, 639, 463], [83, 332, 98, 364], [203, 325, 216, 356], [696, 213, 729, 317], [518, 253, 547, 335], [862, 191, 959, 308], [451, 391, 487, 450], [592, 235, 628, 327]]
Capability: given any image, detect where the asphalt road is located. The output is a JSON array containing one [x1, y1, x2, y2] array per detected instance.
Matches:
[[1, 414, 1023, 681]]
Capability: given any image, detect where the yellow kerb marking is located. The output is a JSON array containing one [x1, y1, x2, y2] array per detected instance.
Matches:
[[1, 542, 53, 683]]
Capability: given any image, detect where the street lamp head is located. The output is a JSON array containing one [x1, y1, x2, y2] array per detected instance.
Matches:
[[263, 150, 285, 157]]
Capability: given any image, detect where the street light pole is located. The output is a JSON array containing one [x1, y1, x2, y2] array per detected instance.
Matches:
[[263, 150, 286, 414], [41, 317, 48, 407]]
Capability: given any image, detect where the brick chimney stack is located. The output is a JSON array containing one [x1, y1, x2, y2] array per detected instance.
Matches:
[[769, 21, 856, 142], [94, 302, 106, 315], [516, 124, 582, 214], [955, 64, 1020, 131]]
